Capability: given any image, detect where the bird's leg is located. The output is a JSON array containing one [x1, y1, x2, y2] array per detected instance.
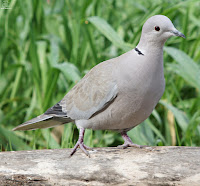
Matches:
[[70, 128, 92, 157], [118, 132, 146, 149]]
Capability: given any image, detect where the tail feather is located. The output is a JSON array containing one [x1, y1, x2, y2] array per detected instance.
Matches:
[[13, 114, 72, 131]]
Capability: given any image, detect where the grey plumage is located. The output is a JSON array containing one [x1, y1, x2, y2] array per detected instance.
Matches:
[[12, 114, 72, 131], [13, 15, 185, 156]]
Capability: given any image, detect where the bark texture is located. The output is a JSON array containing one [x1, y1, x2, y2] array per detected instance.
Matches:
[[0, 146, 200, 185]]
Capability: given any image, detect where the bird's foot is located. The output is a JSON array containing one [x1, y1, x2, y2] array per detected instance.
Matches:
[[70, 141, 91, 157], [82, 144, 93, 150], [118, 142, 141, 149], [69, 127, 92, 157], [117, 142, 147, 149], [119, 131, 151, 150]]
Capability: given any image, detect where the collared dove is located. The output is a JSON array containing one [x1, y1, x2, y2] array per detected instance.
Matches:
[[13, 15, 185, 157]]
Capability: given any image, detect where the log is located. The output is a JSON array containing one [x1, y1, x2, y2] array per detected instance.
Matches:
[[0, 146, 199, 185]]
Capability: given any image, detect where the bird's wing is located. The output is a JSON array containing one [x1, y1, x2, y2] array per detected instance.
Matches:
[[46, 61, 118, 120]]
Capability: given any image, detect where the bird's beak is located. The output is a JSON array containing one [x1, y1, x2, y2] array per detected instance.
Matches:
[[171, 29, 185, 38]]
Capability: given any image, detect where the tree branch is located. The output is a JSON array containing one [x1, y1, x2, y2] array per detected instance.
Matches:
[[0, 146, 199, 185]]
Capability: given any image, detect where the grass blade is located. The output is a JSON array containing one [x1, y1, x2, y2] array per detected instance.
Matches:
[[88, 16, 131, 52]]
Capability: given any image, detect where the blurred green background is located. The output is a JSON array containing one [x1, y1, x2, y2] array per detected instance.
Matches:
[[0, 0, 200, 151]]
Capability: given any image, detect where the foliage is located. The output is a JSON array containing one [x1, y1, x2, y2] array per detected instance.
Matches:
[[0, 0, 200, 151]]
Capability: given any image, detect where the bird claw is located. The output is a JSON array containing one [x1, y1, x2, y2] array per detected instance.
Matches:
[[117, 142, 143, 149], [70, 141, 91, 157], [69, 128, 92, 157], [83, 144, 93, 150], [119, 132, 151, 150], [117, 143, 152, 151]]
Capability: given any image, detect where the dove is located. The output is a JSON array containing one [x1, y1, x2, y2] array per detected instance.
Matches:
[[13, 15, 185, 157]]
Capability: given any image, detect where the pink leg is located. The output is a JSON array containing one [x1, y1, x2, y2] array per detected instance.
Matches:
[[118, 132, 147, 149], [70, 128, 92, 157]]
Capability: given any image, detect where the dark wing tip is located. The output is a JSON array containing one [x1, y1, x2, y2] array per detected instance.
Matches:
[[45, 101, 67, 116]]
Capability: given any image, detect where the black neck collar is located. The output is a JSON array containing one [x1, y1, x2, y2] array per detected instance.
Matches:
[[135, 47, 144, 56]]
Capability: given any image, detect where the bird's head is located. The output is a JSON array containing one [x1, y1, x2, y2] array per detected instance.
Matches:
[[138, 15, 185, 49]]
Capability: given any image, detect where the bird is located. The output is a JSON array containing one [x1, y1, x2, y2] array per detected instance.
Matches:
[[13, 15, 185, 157]]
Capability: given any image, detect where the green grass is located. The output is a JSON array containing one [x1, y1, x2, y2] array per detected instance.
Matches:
[[0, 0, 200, 151]]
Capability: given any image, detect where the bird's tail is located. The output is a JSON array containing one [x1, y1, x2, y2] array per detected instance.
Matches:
[[13, 114, 72, 131]]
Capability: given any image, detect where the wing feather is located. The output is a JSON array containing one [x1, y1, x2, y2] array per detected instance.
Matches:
[[13, 61, 118, 131], [60, 61, 118, 120]]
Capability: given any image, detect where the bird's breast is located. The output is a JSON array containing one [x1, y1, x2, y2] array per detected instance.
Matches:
[[114, 56, 165, 127]]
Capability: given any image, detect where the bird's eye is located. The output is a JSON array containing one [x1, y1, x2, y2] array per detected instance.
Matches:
[[155, 26, 160, 31]]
